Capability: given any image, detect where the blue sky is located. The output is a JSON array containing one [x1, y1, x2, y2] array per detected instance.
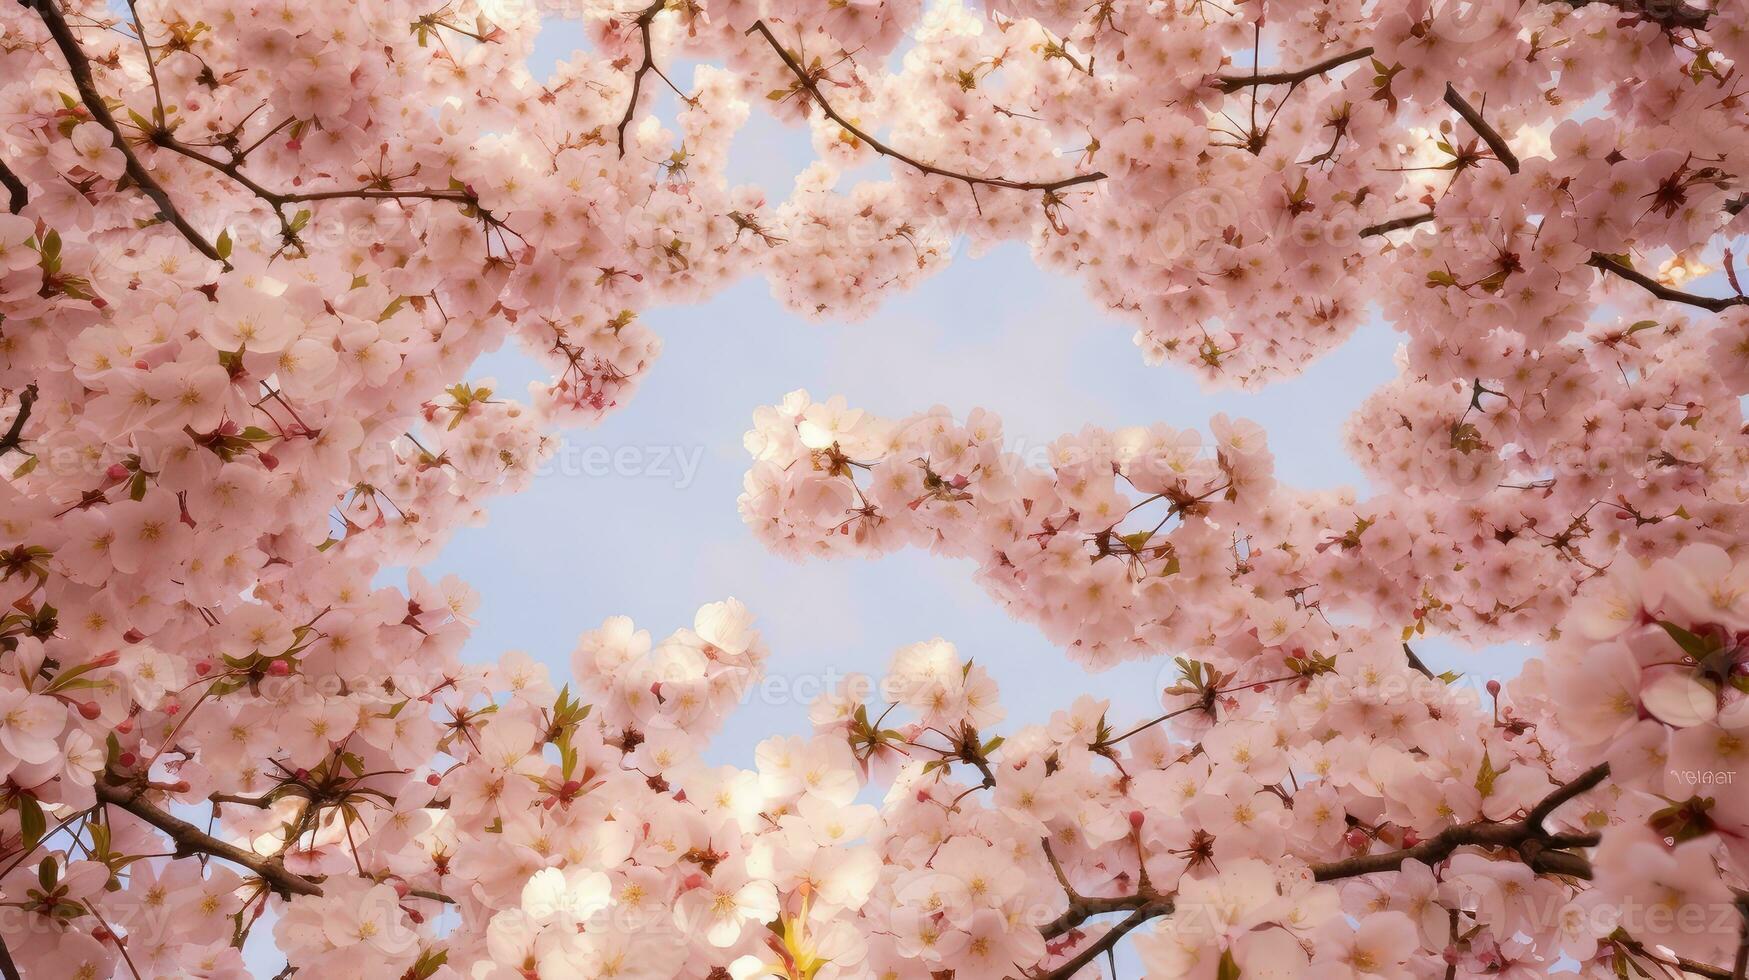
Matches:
[[410, 20, 1535, 763], [325, 13, 1548, 978]]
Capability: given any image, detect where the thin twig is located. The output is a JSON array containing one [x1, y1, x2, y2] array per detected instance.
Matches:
[[1613, 932, 1732, 980], [1036, 905, 1164, 980], [746, 20, 1106, 194], [615, 1, 667, 157]]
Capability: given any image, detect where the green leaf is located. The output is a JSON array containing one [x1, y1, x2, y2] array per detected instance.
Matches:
[[1217, 948, 1242, 980], [216, 229, 233, 261], [1475, 750, 1504, 798], [1657, 620, 1719, 661], [17, 795, 45, 853]]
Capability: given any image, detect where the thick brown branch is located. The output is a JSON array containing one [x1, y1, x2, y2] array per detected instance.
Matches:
[[1547, 0, 1712, 30], [29, 0, 225, 266], [97, 782, 320, 897], [1588, 254, 1749, 313], [1033, 763, 1610, 972], [98, 781, 458, 907], [1315, 763, 1609, 881], [1443, 83, 1520, 174], [0, 384, 37, 457], [615, 1, 667, 157], [746, 20, 1106, 194], [1360, 210, 1436, 238], [1217, 46, 1376, 92], [0, 159, 25, 215], [0, 934, 21, 980]]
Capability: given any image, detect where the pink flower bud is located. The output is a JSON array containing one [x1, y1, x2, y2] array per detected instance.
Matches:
[[268, 660, 291, 676], [77, 701, 101, 720], [1486, 679, 1501, 697]]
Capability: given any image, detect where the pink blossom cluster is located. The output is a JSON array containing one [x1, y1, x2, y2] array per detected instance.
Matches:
[[0, 0, 1748, 977]]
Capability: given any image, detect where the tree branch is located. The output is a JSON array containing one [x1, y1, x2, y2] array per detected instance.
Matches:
[[98, 781, 458, 909], [1313, 763, 1609, 881], [0, 934, 21, 980], [1546, 0, 1713, 30], [1443, 83, 1520, 174], [28, 0, 226, 266], [1588, 254, 1749, 313], [1402, 642, 1437, 679], [1032, 763, 1610, 972], [1612, 931, 1733, 980], [97, 782, 321, 897], [0, 158, 25, 215], [1035, 905, 1165, 980], [615, 1, 667, 157], [0, 384, 37, 458], [746, 20, 1106, 194], [1360, 210, 1437, 238], [1216, 47, 1376, 92]]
